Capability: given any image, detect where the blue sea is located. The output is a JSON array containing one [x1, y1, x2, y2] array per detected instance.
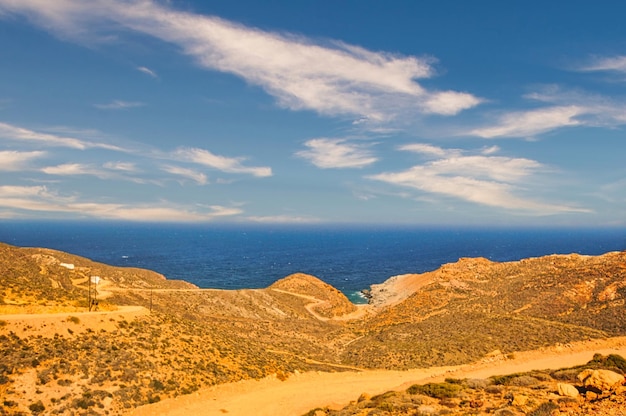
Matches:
[[1, 221, 624, 304]]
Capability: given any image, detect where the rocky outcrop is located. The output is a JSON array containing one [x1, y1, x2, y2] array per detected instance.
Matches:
[[577, 369, 625, 392]]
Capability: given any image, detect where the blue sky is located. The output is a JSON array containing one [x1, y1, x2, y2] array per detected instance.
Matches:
[[0, 0, 625, 226]]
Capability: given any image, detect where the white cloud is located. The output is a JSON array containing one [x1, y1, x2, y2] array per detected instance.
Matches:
[[0, 0, 481, 123], [296, 138, 377, 169], [525, 87, 626, 125], [162, 165, 208, 185], [0, 150, 46, 170], [84, 204, 242, 222], [137, 66, 158, 78], [429, 156, 542, 182], [469, 106, 584, 138], [103, 161, 137, 172], [94, 100, 144, 110], [0, 185, 49, 198], [0, 185, 242, 221], [42, 162, 149, 183], [468, 86, 626, 140], [424, 91, 482, 116], [0, 185, 73, 213], [245, 215, 320, 224], [481, 145, 500, 155], [0, 121, 124, 150], [398, 143, 459, 158], [175, 147, 272, 177], [41, 163, 100, 176], [368, 144, 589, 214], [579, 56, 626, 73]]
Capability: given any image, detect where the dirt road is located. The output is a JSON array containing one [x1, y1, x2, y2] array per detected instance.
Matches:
[[127, 337, 626, 416]]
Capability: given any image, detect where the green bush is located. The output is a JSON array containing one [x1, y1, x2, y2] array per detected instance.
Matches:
[[508, 375, 541, 387], [407, 382, 463, 398], [589, 353, 626, 373], [28, 400, 45, 413], [528, 401, 559, 416]]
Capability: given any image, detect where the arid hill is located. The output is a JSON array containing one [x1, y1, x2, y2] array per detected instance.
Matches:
[[1, 242, 625, 415], [344, 251, 626, 369]]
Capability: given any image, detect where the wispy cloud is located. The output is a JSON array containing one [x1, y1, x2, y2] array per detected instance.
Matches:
[[83, 204, 242, 222], [0, 121, 124, 151], [0, 185, 242, 221], [467, 84, 626, 140], [296, 138, 377, 169], [0, 0, 481, 124], [136, 65, 158, 78], [41, 163, 107, 177], [398, 143, 460, 158], [481, 145, 500, 155], [162, 165, 208, 185], [246, 215, 320, 224], [94, 100, 144, 110], [103, 161, 137, 172], [368, 144, 589, 214], [524, 86, 626, 125], [579, 55, 626, 73], [175, 147, 271, 177], [468, 106, 584, 139], [0, 150, 46, 170], [41, 162, 152, 184]]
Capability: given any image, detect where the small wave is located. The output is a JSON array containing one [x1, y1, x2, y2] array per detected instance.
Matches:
[[346, 290, 369, 305]]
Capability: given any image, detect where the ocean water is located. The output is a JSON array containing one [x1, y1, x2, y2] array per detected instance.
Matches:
[[0, 221, 624, 304]]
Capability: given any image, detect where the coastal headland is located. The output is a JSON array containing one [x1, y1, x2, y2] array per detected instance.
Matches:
[[1, 242, 626, 415]]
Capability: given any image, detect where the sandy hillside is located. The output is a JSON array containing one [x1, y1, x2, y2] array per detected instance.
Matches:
[[127, 337, 626, 416]]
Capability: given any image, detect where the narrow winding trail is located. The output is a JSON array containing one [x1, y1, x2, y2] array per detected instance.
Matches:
[[270, 288, 370, 321]]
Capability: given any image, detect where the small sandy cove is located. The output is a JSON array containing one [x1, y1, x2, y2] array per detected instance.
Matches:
[[127, 337, 626, 416]]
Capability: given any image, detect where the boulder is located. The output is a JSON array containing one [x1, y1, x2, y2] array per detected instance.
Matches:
[[557, 382, 579, 398], [577, 369, 625, 392]]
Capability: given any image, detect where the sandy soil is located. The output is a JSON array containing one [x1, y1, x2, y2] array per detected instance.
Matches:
[[127, 337, 626, 416], [0, 306, 148, 338]]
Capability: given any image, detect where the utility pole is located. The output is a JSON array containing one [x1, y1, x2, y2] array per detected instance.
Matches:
[[89, 276, 100, 311]]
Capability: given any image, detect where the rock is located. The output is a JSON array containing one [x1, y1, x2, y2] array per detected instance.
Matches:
[[586, 391, 598, 401], [577, 369, 625, 392], [511, 394, 528, 406], [357, 393, 370, 402], [558, 383, 579, 398]]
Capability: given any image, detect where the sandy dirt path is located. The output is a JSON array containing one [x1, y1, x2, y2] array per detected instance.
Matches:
[[127, 337, 626, 416]]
